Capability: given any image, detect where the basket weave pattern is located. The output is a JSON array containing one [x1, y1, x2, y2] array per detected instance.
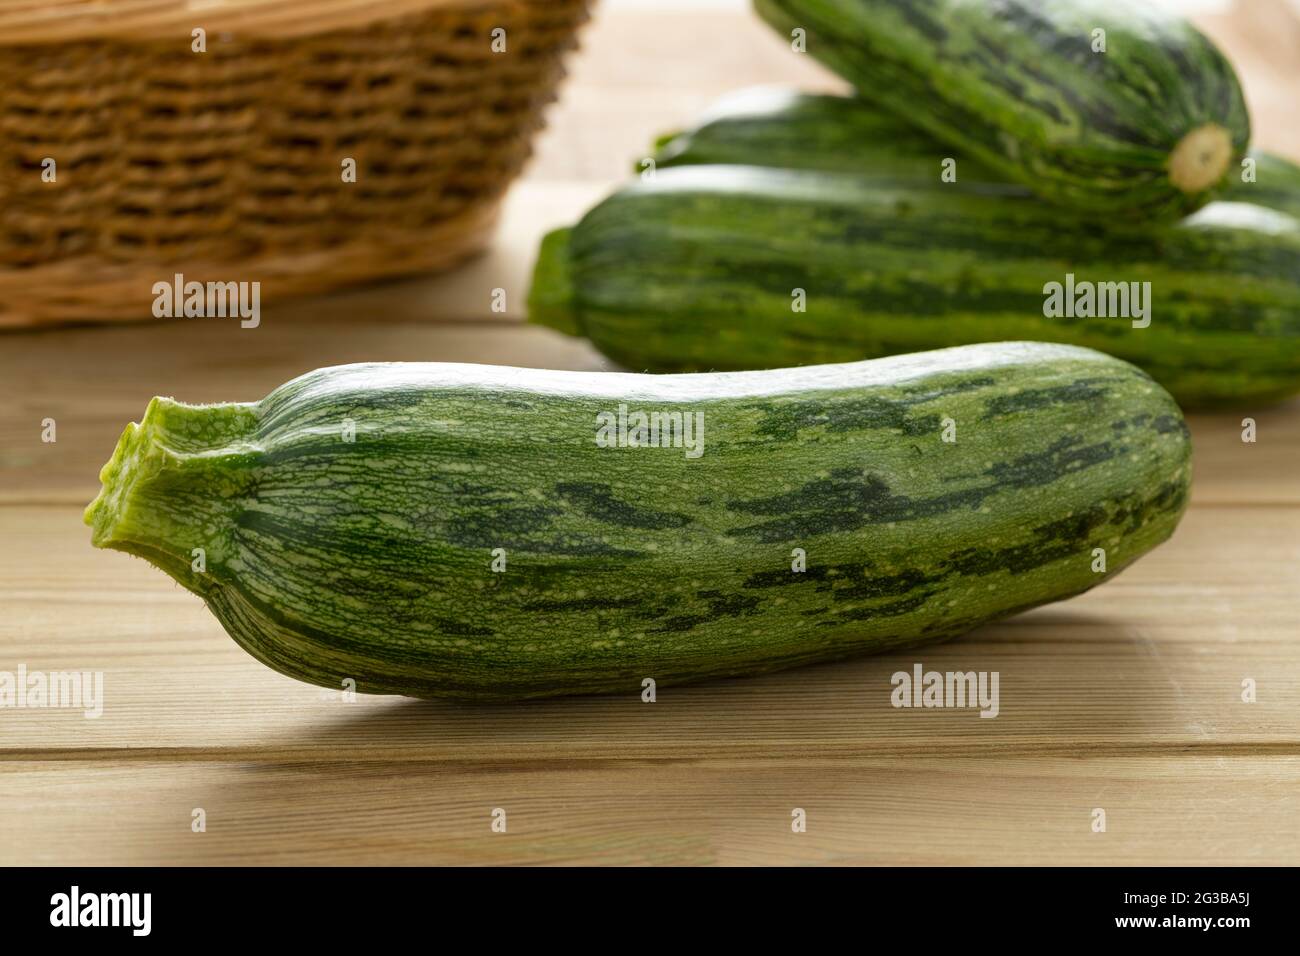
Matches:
[[0, 1, 589, 327]]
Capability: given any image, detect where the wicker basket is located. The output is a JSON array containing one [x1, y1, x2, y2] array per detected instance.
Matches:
[[0, 0, 590, 328]]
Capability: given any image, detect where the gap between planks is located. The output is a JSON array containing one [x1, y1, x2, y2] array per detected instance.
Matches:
[[5, 739, 1300, 766]]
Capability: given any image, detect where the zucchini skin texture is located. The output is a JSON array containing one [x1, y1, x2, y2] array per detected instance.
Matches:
[[752, 0, 1250, 219], [530, 165, 1300, 407], [650, 88, 1295, 215], [85, 345, 1189, 701]]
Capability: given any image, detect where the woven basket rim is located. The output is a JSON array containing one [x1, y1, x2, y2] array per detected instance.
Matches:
[[0, 0, 563, 44]]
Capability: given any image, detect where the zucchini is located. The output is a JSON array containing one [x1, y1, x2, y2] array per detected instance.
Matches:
[[751, 0, 1250, 219], [649, 87, 1299, 216], [649, 87, 1001, 180], [529, 165, 1300, 407], [85, 344, 1189, 701], [1238, 150, 1300, 220]]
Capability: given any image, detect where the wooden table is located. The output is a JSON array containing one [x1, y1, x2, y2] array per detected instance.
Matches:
[[2, 1, 1299, 866]]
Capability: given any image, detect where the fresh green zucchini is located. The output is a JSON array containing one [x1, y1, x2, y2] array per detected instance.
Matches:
[[648, 87, 1299, 215], [85, 344, 1189, 701], [751, 0, 1250, 219], [529, 165, 1300, 407], [648, 87, 1001, 180]]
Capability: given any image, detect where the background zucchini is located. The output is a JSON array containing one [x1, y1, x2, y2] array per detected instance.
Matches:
[[648, 87, 1001, 180], [752, 0, 1250, 219], [530, 165, 1300, 407], [649, 87, 1298, 216], [85, 344, 1189, 700]]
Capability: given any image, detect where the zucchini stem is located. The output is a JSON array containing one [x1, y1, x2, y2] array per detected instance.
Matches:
[[85, 398, 260, 592], [1168, 123, 1234, 194]]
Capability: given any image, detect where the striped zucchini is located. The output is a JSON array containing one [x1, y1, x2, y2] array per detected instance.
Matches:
[[649, 87, 1298, 215], [529, 165, 1300, 407], [648, 87, 1001, 180], [85, 345, 1189, 701], [752, 0, 1250, 219]]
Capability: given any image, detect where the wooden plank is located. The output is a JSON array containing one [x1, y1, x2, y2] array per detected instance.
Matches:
[[2, 503, 1295, 757], [2, 756, 1298, 865], [1185, 402, 1300, 506]]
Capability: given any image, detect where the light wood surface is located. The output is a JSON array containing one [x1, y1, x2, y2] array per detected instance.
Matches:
[[2, 1, 1299, 866]]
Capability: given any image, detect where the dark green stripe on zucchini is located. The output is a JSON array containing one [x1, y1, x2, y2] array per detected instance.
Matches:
[[530, 165, 1300, 407], [751, 0, 1250, 219], [85, 345, 1190, 700]]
